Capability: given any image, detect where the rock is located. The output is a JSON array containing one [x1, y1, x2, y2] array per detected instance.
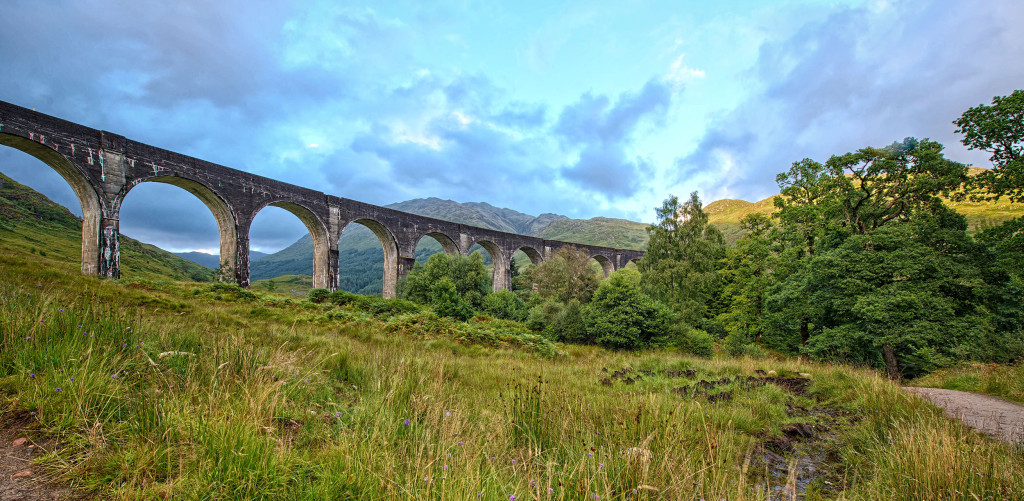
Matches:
[[799, 372, 812, 377], [13, 470, 34, 478], [767, 370, 777, 376], [12, 437, 27, 447]]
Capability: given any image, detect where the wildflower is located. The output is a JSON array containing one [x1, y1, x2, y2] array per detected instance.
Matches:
[[445, 411, 451, 417], [403, 419, 411, 427], [55, 388, 61, 392], [588, 452, 593, 457], [549, 488, 554, 494], [70, 378, 74, 382], [459, 441, 464, 445], [509, 495, 516, 500], [29, 374, 35, 378], [335, 412, 342, 417], [443, 465, 448, 470], [599, 463, 605, 469], [511, 459, 516, 465], [111, 374, 118, 379]]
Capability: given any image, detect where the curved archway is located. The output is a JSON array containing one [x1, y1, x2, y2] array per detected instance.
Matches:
[[252, 201, 332, 289], [517, 246, 543, 266], [466, 240, 507, 291], [337, 218, 401, 297], [591, 254, 614, 278], [413, 231, 461, 262], [123, 176, 238, 280], [0, 133, 104, 275]]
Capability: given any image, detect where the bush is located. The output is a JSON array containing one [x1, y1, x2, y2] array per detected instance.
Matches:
[[525, 299, 564, 332], [307, 288, 330, 304], [400, 252, 489, 306], [583, 269, 676, 350], [481, 290, 526, 321], [681, 328, 715, 358], [548, 300, 589, 344], [431, 278, 474, 321]]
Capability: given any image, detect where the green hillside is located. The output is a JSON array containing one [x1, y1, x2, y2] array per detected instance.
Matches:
[[0, 172, 214, 282], [706, 168, 1024, 243], [174, 250, 268, 269], [538, 216, 649, 250]]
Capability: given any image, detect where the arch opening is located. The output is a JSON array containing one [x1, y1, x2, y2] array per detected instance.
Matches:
[[510, 247, 541, 293], [249, 201, 331, 292], [413, 231, 460, 263], [591, 254, 614, 279], [117, 180, 225, 282], [467, 240, 506, 291], [0, 133, 103, 275], [337, 218, 400, 297]]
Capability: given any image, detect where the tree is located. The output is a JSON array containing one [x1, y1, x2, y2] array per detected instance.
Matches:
[[583, 269, 677, 350], [399, 252, 489, 307], [638, 192, 725, 328], [430, 277, 474, 321], [717, 213, 775, 352], [526, 246, 600, 304], [954, 90, 1024, 202], [481, 290, 526, 321]]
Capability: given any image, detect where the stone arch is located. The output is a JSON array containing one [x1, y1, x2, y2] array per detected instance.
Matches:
[[0, 133, 105, 275], [591, 254, 614, 278], [122, 175, 239, 280], [516, 245, 544, 266], [414, 231, 461, 256], [252, 200, 332, 289], [465, 239, 507, 291], [341, 218, 401, 298]]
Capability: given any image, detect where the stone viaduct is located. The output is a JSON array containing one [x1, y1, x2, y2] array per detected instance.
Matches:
[[0, 100, 645, 298]]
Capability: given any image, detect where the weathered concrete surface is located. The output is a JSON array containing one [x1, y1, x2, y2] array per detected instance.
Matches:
[[0, 100, 645, 297]]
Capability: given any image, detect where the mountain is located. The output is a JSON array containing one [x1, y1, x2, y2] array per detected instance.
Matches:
[[0, 172, 215, 282], [174, 250, 268, 269]]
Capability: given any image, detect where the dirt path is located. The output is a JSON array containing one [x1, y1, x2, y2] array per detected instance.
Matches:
[[905, 387, 1024, 445], [0, 418, 72, 501]]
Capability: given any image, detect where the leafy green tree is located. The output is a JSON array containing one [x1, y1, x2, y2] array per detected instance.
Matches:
[[638, 192, 725, 328], [399, 252, 489, 307], [430, 278, 474, 321], [717, 213, 775, 352], [954, 89, 1024, 202], [481, 290, 526, 321], [584, 269, 677, 350], [526, 246, 599, 304], [789, 208, 1021, 378]]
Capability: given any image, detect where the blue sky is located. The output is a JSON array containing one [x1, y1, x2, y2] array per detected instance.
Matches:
[[1, 0, 1022, 253]]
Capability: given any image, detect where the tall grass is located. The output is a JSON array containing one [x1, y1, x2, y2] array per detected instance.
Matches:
[[1, 259, 1023, 499]]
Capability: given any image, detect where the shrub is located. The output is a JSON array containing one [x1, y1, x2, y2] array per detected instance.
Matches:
[[481, 290, 526, 321], [583, 269, 676, 350], [307, 288, 330, 304], [431, 278, 474, 321]]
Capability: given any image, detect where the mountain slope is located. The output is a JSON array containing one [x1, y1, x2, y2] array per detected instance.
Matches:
[[705, 168, 1024, 243], [174, 250, 268, 269], [0, 172, 215, 282]]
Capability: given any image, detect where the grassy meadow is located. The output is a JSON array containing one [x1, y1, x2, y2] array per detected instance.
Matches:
[[0, 245, 1022, 499]]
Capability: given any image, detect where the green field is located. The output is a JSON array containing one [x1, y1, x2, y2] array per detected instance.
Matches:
[[1, 173, 1022, 500]]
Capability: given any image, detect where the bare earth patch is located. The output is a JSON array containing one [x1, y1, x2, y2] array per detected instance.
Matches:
[[905, 387, 1024, 445], [0, 416, 72, 501]]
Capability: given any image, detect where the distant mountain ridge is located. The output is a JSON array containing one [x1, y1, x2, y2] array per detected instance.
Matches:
[[173, 250, 268, 269]]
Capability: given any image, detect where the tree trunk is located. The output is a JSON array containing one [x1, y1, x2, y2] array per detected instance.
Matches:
[[882, 344, 901, 381], [800, 318, 809, 346]]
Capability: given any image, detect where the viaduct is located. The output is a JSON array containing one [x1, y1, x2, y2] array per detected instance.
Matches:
[[0, 100, 645, 298]]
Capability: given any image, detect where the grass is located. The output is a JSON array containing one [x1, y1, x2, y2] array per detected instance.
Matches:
[[2, 172, 1023, 499], [1, 248, 1022, 499], [909, 363, 1024, 404]]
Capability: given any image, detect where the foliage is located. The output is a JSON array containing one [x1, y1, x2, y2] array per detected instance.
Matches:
[[399, 252, 489, 308], [583, 269, 678, 351], [638, 192, 725, 328], [480, 289, 526, 321], [307, 288, 330, 303], [955, 89, 1024, 202], [429, 277, 474, 321], [524, 246, 599, 304], [716, 213, 775, 348]]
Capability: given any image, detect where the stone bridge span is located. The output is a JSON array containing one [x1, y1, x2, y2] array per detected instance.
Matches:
[[0, 101, 645, 297]]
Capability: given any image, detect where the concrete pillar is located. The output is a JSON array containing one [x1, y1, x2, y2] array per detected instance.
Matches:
[[327, 246, 340, 292], [387, 256, 417, 299], [311, 232, 332, 290], [233, 221, 251, 288], [492, 259, 510, 292], [98, 217, 120, 278]]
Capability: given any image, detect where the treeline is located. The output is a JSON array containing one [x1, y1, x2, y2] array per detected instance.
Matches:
[[306, 91, 1024, 380], [639, 91, 1024, 379]]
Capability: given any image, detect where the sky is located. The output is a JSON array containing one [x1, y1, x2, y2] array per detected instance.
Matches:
[[1, 0, 1022, 253]]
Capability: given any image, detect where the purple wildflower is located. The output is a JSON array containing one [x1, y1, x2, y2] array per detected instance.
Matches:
[[55, 388, 61, 392], [29, 373, 35, 378], [403, 419, 411, 427]]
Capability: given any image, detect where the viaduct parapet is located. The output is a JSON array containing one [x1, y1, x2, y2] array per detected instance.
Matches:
[[0, 101, 645, 298]]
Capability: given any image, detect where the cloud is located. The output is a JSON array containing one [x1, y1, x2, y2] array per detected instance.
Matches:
[[675, 0, 1024, 202]]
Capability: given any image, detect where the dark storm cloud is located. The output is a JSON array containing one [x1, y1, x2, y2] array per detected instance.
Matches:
[[677, 0, 1024, 201]]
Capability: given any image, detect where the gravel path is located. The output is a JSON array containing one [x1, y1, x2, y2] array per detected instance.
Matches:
[[904, 387, 1024, 445]]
